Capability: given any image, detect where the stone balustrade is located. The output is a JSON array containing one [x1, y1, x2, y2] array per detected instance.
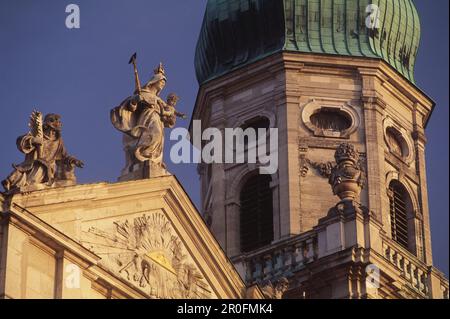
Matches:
[[232, 209, 448, 299], [381, 234, 449, 299], [381, 235, 428, 296], [232, 231, 318, 285]]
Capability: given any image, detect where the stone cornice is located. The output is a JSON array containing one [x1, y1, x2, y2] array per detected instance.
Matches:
[[191, 53, 285, 134], [4, 175, 256, 299], [6, 205, 100, 265], [192, 52, 435, 132]]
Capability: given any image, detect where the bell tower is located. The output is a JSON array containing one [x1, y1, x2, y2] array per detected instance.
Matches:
[[191, 0, 448, 298]]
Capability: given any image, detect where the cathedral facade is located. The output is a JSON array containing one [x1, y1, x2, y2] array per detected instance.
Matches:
[[0, 0, 448, 299]]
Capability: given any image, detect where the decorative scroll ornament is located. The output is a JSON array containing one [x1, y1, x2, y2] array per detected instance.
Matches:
[[82, 213, 212, 299], [306, 160, 335, 178]]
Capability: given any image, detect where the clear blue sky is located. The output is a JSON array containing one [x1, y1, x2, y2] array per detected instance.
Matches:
[[0, 0, 448, 276]]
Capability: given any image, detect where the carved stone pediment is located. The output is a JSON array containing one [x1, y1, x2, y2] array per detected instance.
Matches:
[[81, 212, 213, 299], [10, 176, 251, 299]]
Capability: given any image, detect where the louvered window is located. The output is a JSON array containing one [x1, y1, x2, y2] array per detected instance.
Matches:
[[389, 182, 409, 249], [240, 174, 273, 253]]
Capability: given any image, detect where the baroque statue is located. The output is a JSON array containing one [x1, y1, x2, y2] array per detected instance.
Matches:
[[1, 111, 84, 193], [111, 53, 186, 180]]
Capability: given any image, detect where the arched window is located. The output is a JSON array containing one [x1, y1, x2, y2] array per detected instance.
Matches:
[[389, 181, 413, 251], [242, 117, 270, 131], [240, 174, 274, 253], [242, 117, 270, 151]]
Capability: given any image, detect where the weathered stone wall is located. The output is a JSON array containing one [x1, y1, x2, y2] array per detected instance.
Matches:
[[194, 52, 434, 266]]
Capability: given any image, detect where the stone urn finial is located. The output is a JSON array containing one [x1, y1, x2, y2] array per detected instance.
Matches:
[[334, 143, 359, 165], [329, 143, 366, 202]]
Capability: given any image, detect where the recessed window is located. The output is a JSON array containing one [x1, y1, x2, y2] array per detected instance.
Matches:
[[242, 117, 270, 135], [310, 108, 352, 132], [386, 127, 410, 160], [240, 174, 273, 253], [386, 128, 405, 157], [241, 117, 270, 151], [383, 119, 415, 165], [302, 100, 360, 139], [389, 181, 415, 254]]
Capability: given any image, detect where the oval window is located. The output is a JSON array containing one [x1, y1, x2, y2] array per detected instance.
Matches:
[[386, 128, 407, 158], [310, 108, 352, 132]]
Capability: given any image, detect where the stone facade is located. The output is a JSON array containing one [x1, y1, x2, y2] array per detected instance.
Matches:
[[0, 2, 447, 299], [0, 176, 263, 299], [192, 52, 448, 299], [1, 50, 446, 299]]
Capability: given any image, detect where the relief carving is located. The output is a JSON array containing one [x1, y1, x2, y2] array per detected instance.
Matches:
[[261, 277, 290, 299], [306, 160, 335, 178], [299, 145, 366, 190], [82, 213, 212, 299], [329, 143, 366, 202]]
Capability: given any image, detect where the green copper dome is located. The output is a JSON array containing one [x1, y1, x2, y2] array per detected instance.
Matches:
[[195, 0, 421, 84]]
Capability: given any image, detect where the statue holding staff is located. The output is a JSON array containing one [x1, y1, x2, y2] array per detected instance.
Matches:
[[111, 54, 185, 179]]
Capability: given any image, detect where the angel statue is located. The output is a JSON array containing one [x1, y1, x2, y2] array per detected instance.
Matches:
[[1, 111, 84, 193], [111, 54, 186, 180]]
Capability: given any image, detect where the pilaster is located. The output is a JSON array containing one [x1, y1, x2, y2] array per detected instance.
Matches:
[[412, 102, 433, 265], [359, 68, 387, 224]]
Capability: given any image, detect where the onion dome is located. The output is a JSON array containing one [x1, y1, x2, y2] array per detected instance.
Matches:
[[195, 0, 421, 84]]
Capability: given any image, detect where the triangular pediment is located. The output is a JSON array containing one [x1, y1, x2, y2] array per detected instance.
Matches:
[[9, 176, 255, 299], [82, 211, 213, 298]]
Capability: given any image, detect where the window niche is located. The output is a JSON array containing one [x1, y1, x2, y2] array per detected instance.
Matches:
[[301, 100, 360, 139], [310, 108, 352, 132], [234, 116, 271, 155], [383, 118, 414, 165], [386, 128, 405, 158], [239, 174, 274, 253], [388, 180, 419, 256]]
